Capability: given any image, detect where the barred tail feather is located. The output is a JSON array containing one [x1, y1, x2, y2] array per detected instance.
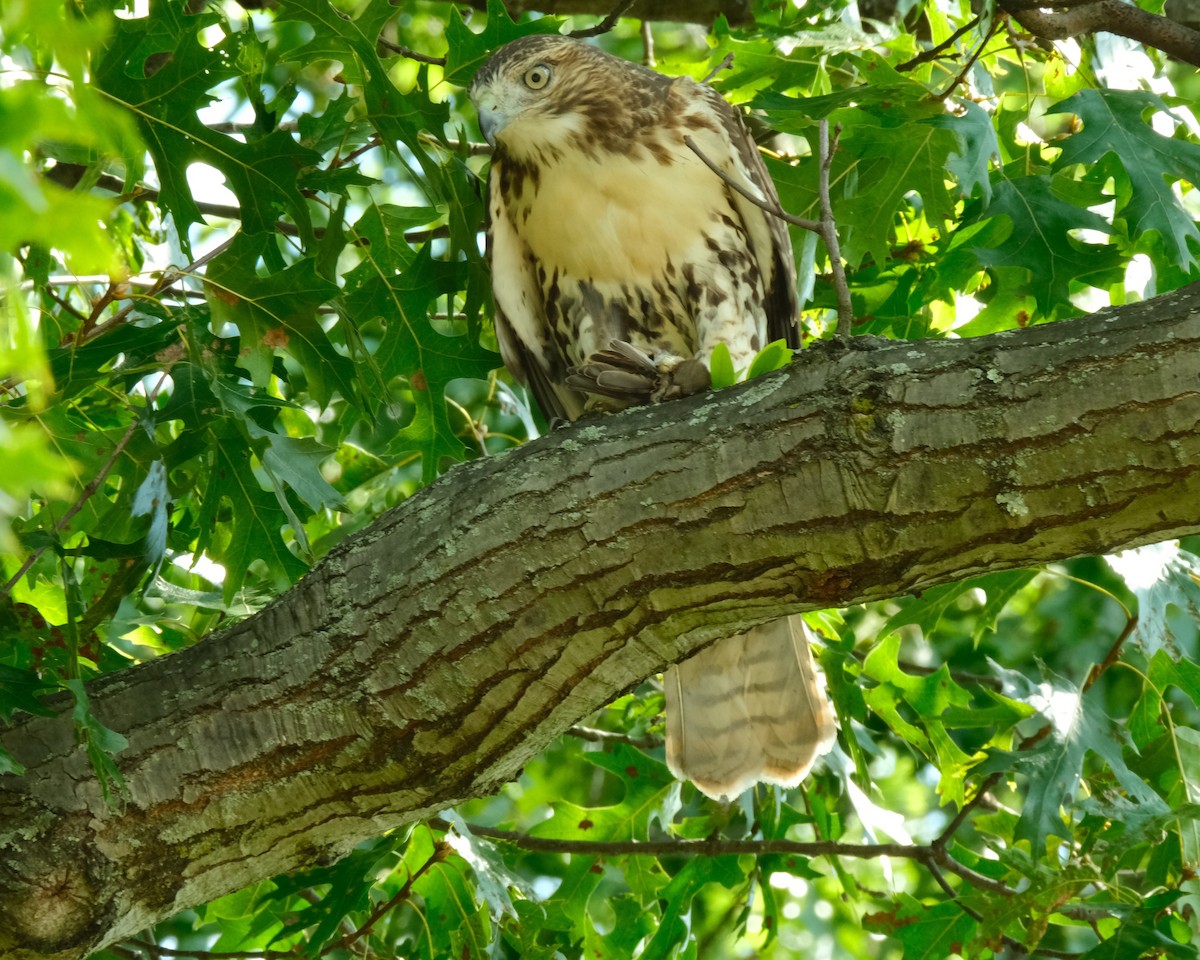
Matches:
[[664, 616, 836, 802]]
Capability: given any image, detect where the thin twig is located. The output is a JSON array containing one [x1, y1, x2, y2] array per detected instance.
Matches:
[[935, 13, 1003, 101], [330, 134, 382, 170], [0, 416, 143, 601], [568, 0, 637, 38], [1084, 613, 1138, 692], [701, 52, 734, 83], [377, 37, 447, 66], [327, 841, 450, 953], [895, 13, 983, 72], [818, 120, 853, 339], [568, 725, 662, 749], [447, 817, 1104, 934], [127, 940, 281, 959], [457, 821, 929, 860], [682, 135, 818, 232], [683, 128, 853, 337], [641, 19, 656, 67]]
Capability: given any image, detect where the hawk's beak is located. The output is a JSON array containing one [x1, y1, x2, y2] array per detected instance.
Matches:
[[476, 101, 504, 146]]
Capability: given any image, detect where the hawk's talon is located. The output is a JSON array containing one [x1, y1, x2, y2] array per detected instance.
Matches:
[[567, 339, 711, 408]]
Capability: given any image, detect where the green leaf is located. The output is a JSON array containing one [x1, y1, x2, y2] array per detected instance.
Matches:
[[1130, 648, 1200, 746], [822, 70, 961, 267], [863, 634, 976, 803], [343, 241, 497, 481], [708, 341, 736, 388], [639, 856, 747, 960], [883, 569, 1036, 640], [1049, 89, 1200, 271], [276, 0, 448, 188], [95, 3, 319, 248], [979, 674, 1168, 852], [885, 582, 978, 637], [442, 0, 565, 89], [890, 894, 977, 960], [67, 677, 129, 810], [965, 174, 1124, 316], [529, 742, 677, 843], [538, 852, 603, 937], [745, 339, 792, 380], [413, 853, 489, 959], [205, 234, 355, 409], [0, 663, 58, 774], [928, 100, 999, 204], [1106, 542, 1200, 656], [195, 424, 309, 602], [1078, 913, 1197, 959], [130, 460, 169, 564], [266, 836, 402, 954], [0, 663, 56, 722], [443, 812, 528, 921], [260, 434, 344, 513]]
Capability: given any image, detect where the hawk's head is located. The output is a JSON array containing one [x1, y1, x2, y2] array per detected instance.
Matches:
[[468, 35, 670, 159]]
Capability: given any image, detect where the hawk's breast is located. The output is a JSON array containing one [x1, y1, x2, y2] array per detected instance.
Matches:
[[514, 145, 730, 284]]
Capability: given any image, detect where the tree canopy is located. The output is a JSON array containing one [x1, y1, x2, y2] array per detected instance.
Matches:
[[1, 1, 1199, 959]]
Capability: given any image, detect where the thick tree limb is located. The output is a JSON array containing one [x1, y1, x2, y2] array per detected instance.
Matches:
[[441, 0, 1200, 61], [442, 0, 752, 26], [3, 286, 1200, 959], [1002, 0, 1200, 67]]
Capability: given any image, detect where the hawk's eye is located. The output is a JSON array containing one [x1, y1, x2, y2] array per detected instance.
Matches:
[[523, 64, 551, 90]]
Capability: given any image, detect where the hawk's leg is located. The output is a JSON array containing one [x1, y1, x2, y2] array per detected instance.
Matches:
[[565, 340, 711, 408]]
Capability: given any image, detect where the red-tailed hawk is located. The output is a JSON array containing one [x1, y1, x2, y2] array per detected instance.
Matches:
[[470, 35, 836, 801]]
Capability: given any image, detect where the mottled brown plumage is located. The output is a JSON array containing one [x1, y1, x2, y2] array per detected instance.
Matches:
[[471, 35, 835, 800]]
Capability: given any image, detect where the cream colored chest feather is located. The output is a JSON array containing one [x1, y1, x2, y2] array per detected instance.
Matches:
[[512, 149, 729, 284]]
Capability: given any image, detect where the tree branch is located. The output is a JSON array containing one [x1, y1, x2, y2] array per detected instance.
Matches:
[[433, 0, 752, 26], [2, 286, 1200, 958], [1003, 0, 1200, 67], [567, 0, 637, 37]]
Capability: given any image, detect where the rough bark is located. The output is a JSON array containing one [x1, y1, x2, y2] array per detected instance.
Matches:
[[445, 0, 1200, 65], [2, 286, 1200, 959], [444, 0, 752, 26], [1005, 0, 1200, 69]]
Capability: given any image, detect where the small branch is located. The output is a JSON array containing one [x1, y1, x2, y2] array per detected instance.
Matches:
[[935, 14, 1002, 101], [459, 821, 930, 860], [701, 52, 734, 83], [683, 127, 853, 337], [817, 120, 853, 340], [377, 37, 447, 66], [419, 132, 493, 157], [682, 135, 818, 232], [567, 725, 662, 748], [422, 0, 753, 27], [1004, 0, 1200, 68], [128, 941, 283, 959], [0, 416, 143, 602], [327, 841, 450, 953], [568, 0, 637, 38], [1083, 613, 1139, 692], [453, 818, 1109, 934], [641, 19, 655, 67], [330, 134, 382, 170], [896, 13, 983, 72], [45, 161, 444, 244]]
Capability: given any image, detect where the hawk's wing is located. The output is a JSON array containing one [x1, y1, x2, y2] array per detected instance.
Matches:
[[687, 82, 800, 351], [484, 178, 586, 422]]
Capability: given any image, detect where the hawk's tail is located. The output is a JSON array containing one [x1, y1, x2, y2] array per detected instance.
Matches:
[[664, 615, 837, 802]]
